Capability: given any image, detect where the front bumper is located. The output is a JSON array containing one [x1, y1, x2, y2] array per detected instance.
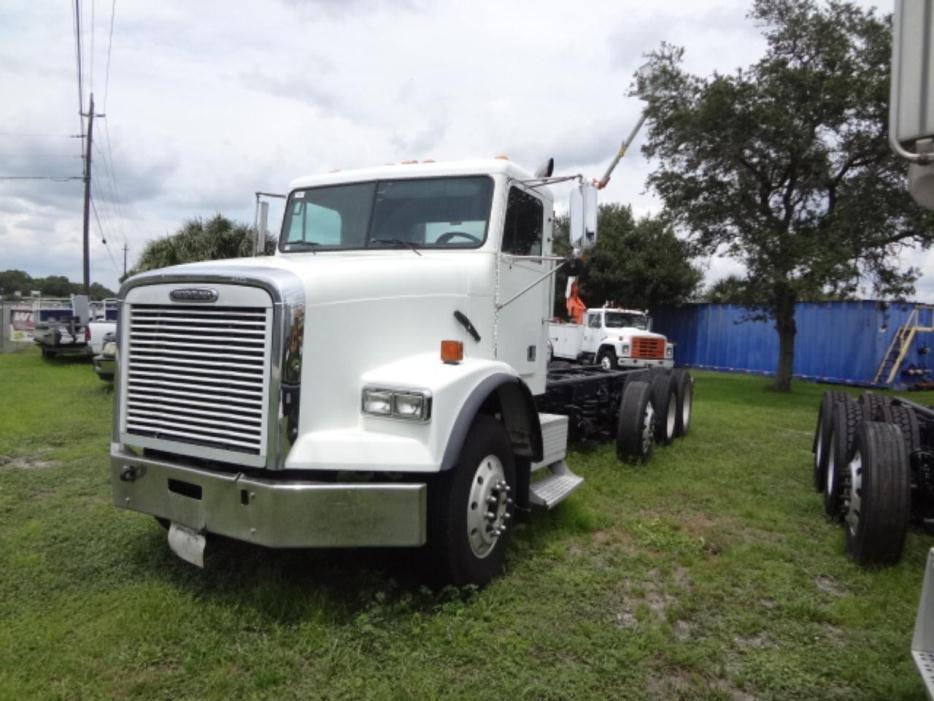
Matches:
[[110, 444, 427, 548], [93, 354, 115, 379], [618, 357, 674, 369]]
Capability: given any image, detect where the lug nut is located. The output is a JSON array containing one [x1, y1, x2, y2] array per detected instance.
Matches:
[[485, 511, 496, 521]]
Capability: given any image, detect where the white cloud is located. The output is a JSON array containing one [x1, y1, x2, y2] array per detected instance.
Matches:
[[0, 0, 898, 295]]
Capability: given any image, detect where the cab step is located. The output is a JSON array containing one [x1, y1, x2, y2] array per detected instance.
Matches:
[[529, 460, 583, 509]]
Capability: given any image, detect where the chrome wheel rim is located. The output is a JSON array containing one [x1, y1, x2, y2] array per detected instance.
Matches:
[[466, 454, 511, 559], [846, 451, 863, 536], [642, 404, 656, 456], [825, 447, 836, 497], [682, 382, 693, 428], [666, 392, 677, 439], [600, 354, 613, 370]]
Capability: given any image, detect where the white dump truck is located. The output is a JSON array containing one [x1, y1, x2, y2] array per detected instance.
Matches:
[[110, 158, 694, 585], [548, 307, 673, 370]]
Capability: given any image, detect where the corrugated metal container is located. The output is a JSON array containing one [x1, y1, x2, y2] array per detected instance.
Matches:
[[651, 301, 934, 386]]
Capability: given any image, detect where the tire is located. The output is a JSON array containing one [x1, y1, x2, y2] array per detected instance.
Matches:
[[650, 372, 677, 446], [844, 421, 910, 566], [880, 403, 921, 456], [812, 390, 849, 492], [616, 380, 656, 463], [859, 391, 889, 422], [429, 415, 516, 586], [671, 369, 694, 438], [824, 398, 863, 520], [597, 347, 617, 371]]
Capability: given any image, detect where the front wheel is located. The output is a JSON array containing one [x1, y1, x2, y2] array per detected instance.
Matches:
[[597, 348, 617, 370], [429, 415, 516, 586]]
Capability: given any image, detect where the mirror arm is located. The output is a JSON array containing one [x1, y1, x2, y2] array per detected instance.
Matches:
[[889, 132, 934, 165], [495, 258, 571, 312]]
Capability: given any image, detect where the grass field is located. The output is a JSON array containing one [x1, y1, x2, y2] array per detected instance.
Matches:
[[1, 348, 932, 700]]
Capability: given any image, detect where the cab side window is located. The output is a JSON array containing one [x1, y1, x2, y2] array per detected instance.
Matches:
[[502, 187, 543, 258], [588, 313, 602, 329]]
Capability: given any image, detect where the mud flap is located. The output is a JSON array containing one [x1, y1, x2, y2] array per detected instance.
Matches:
[[168, 522, 206, 568], [912, 547, 934, 698]]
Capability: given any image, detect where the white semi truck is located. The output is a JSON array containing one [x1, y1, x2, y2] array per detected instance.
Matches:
[[548, 307, 673, 370], [109, 159, 694, 585]]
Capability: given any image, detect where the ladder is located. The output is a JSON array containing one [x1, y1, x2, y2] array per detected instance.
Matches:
[[873, 306, 934, 385]]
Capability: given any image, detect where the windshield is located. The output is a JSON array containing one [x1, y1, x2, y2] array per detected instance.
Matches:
[[605, 311, 648, 329], [280, 176, 494, 252]]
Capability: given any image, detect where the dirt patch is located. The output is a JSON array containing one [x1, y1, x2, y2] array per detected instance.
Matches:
[[0, 453, 59, 470], [646, 670, 692, 699], [615, 611, 637, 629], [814, 575, 846, 597], [734, 632, 773, 650], [713, 678, 757, 701], [673, 619, 692, 641]]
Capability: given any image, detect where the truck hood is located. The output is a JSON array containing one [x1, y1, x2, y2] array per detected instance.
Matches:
[[612, 327, 667, 341], [123, 251, 478, 307]]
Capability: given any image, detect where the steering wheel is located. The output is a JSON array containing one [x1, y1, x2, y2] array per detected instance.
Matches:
[[435, 231, 481, 245]]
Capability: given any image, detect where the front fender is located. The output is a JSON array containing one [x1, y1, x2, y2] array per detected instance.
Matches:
[[284, 355, 541, 473]]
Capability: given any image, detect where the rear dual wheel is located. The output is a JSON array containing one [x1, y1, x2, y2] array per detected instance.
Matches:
[[844, 421, 910, 566], [616, 381, 656, 463], [650, 373, 678, 446], [670, 369, 694, 438], [812, 390, 849, 492], [824, 398, 863, 520]]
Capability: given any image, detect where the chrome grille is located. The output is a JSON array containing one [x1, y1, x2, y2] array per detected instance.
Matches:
[[124, 304, 271, 456]]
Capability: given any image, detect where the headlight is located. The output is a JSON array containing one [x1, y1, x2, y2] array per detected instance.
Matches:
[[665, 345, 673, 359], [621, 343, 630, 356], [362, 387, 431, 422]]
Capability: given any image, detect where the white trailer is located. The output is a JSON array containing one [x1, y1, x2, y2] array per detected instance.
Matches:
[[109, 159, 695, 585], [548, 307, 673, 370]]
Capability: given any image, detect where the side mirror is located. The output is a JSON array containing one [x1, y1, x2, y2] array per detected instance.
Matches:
[[890, 0, 934, 208], [569, 183, 598, 253]]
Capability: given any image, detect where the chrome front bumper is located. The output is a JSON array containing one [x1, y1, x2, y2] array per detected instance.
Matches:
[[93, 354, 115, 379], [618, 357, 674, 368], [110, 444, 427, 548]]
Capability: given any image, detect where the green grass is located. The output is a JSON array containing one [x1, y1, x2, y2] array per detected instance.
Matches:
[[0, 349, 931, 700]]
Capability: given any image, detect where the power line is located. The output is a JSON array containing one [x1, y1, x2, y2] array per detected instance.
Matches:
[[72, 0, 84, 119], [0, 131, 76, 138], [90, 0, 95, 94], [0, 176, 83, 181], [93, 134, 129, 248], [91, 196, 121, 277], [102, 0, 116, 110]]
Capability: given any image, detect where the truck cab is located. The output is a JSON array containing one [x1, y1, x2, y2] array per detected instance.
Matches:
[[109, 158, 685, 585]]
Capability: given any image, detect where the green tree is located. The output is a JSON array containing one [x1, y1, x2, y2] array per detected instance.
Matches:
[[132, 214, 274, 275], [553, 204, 701, 317], [634, 0, 934, 390]]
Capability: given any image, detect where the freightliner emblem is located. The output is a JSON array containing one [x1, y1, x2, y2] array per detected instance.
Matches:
[[170, 288, 218, 303]]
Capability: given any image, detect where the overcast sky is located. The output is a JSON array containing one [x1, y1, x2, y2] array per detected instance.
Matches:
[[4, 0, 919, 298]]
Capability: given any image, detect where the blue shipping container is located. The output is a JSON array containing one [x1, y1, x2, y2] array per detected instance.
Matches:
[[651, 302, 934, 386]]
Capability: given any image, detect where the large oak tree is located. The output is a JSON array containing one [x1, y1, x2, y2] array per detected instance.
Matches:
[[635, 0, 934, 390]]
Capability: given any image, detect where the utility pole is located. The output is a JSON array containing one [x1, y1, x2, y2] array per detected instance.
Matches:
[[122, 243, 128, 278], [81, 92, 104, 296]]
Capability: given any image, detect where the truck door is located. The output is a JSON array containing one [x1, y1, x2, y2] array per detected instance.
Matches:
[[496, 185, 549, 394], [581, 311, 602, 355]]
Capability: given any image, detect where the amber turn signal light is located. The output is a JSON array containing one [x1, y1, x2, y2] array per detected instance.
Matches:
[[441, 340, 463, 364]]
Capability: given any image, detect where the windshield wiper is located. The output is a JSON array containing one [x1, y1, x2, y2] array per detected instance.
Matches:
[[370, 238, 422, 256], [288, 241, 320, 254]]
